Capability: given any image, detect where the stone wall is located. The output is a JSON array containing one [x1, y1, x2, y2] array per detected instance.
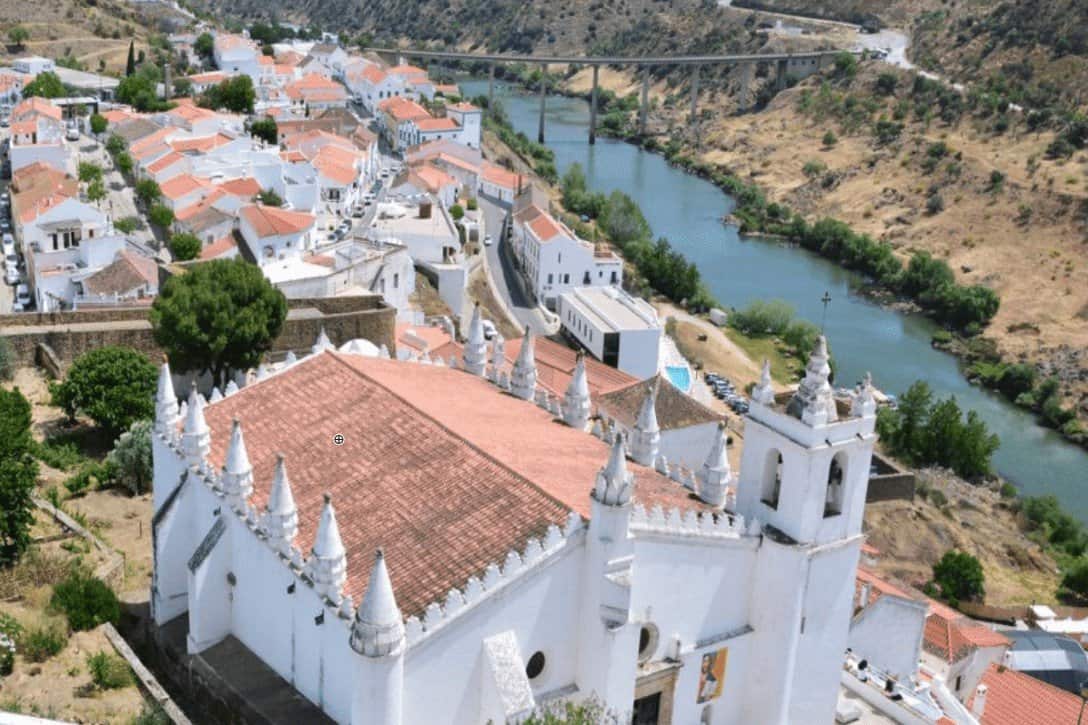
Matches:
[[865, 452, 916, 503], [0, 296, 396, 372]]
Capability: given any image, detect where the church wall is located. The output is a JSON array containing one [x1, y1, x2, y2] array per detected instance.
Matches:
[[402, 545, 584, 724], [788, 540, 861, 725], [630, 535, 759, 724], [658, 422, 720, 472]]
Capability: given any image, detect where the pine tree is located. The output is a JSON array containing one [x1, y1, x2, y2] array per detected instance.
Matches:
[[125, 41, 135, 77]]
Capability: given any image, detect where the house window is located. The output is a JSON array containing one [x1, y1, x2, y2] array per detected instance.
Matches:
[[547, 273, 553, 285], [638, 624, 659, 663], [762, 450, 783, 510], [610, 271, 618, 284], [393, 273, 399, 289], [562, 273, 570, 284]]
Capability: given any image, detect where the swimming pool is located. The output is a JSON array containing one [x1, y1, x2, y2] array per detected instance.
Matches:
[[665, 365, 692, 393]]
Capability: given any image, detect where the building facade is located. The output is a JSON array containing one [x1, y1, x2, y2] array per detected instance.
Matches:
[[151, 334, 876, 725]]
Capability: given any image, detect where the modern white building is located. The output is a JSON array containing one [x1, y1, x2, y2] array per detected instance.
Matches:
[[237, 203, 317, 265], [557, 286, 661, 381], [151, 334, 878, 725]]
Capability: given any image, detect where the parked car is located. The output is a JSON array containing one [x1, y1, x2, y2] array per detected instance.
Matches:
[[4, 262, 18, 286], [2, 234, 13, 257], [15, 283, 30, 307], [483, 234, 493, 246]]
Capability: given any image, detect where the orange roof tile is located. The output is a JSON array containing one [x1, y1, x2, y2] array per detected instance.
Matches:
[[412, 164, 456, 192], [147, 151, 185, 174], [217, 177, 261, 198], [968, 663, 1083, 725], [160, 174, 210, 201], [239, 204, 314, 237], [12, 97, 62, 122], [201, 352, 711, 617], [170, 133, 235, 154], [923, 599, 1010, 664], [416, 117, 459, 132], [199, 235, 238, 260], [528, 213, 563, 243], [447, 101, 480, 113], [360, 66, 386, 84], [481, 163, 520, 191], [388, 64, 426, 77], [379, 96, 430, 123]]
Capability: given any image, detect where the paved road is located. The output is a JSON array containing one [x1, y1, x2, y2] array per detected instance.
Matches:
[[478, 197, 551, 335]]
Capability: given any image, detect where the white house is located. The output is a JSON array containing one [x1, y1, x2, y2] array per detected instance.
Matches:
[[557, 287, 659, 380], [512, 204, 623, 308], [212, 34, 261, 79], [445, 102, 482, 149], [9, 97, 67, 173], [150, 332, 878, 725], [12, 56, 55, 76], [238, 203, 316, 265], [347, 65, 405, 114]]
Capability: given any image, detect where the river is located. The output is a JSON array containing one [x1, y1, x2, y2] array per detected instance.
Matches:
[[461, 79, 1088, 519]]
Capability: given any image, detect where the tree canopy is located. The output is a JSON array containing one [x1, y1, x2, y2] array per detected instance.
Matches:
[[169, 232, 201, 262], [193, 33, 214, 62], [150, 259, 288, 388], [51, 347, 157, 436], [22, 71, 65, 99], [201, 75, 255, 114], [0, 388, 38, 565], [89, 113, 108, 135], [931, 550, 985, 605], [249, 116, 277, 145]]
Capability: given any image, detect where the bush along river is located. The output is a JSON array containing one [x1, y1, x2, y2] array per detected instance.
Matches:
[[460, 79, 1088, 520]]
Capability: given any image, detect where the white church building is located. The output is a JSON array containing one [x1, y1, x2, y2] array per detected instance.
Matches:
[[150, 312, 879, 725]]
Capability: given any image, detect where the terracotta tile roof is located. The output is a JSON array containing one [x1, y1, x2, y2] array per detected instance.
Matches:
[[10, 120, 35, 136], [395, 322, 453, 354], [968, 663, 1083, 725], [500, 336, 638, 399], [303, 252, 335, 268], [147, 151, 185, 175], [388, 64, 426, 77], [924, 599, 1010, 664], [160, 174, 210, 201], [129, 127, 176, 157], [188, 71, 228, 85], [599, 375, 720, 431], [275, 50, 304, 66], [199, 235, 237, 260], [13, 97, 62, 121], [359, 65, 386, 84], [854, 567, 917, 610], [528, 213, 563, 243], [411, 164, 457, 193], [82, 251, 158, 296], [168, 103, 218, 123], [379, 96, 430, 123], [202, 352, 709, 617], [482, 163, 520, 191], [434, 153, 480, 175], [239, 204, 314, 237], [170, 133, 235, 154], [217, 177, 261, 198], [415, 117, 459, 132], [101, 109, 133, 124]]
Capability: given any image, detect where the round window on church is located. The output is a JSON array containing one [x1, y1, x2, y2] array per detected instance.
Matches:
[[526, 651, 546, 680], [638, 623, 659, 663]]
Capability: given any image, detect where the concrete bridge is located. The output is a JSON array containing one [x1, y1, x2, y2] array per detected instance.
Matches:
[[367, 47, 856, 143]]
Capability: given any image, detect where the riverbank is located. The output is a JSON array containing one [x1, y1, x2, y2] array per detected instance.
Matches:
[[528, 62, 1088, 454]]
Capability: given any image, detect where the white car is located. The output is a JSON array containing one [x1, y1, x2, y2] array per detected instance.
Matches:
[[15, 283, 30, 307], [4, 263, 18, 286], [2, 234, 13, 257], [483, 234, 493, 246]]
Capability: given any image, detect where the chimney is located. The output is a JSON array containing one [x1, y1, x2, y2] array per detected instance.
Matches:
[[971, 684, 988, 718], [418, 200, 431, 219]]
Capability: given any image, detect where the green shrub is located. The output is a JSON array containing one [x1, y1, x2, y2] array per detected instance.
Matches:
[[114, 216, 140, 234], [87, 651, 133, 690], [932, 549, 985, 605], [169, 233, 201, 262], [29, 437, 88, 470], [0, 336, 12, 381], [20, 621, 67, 662], [107, 421, 152, 495], [728, 299, 794, 337], [50, 572, 120, 631], [822, 130, 837, 147], [999, 482, 1018, 499], [802, 160, 827, 178], [64, 460, 117, 495], [929, 489, 948, 507]]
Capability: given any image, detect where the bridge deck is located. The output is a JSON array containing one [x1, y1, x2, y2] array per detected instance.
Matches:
[[366, 47, 859, 66]]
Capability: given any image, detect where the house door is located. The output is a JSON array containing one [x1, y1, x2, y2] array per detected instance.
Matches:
[[631, 692, 661, 725]]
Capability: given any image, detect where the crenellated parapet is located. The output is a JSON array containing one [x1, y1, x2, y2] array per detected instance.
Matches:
[[403, 510, 584, 648], [629, 503, 746, 541]]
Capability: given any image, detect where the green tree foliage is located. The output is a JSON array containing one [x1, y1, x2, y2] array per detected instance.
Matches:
[[150, 259, 288, 388], [1022, 495, 1087, 556], [822, 130, 837, 147], [875, 72, 898, 96], [148, 203, 174, 229], [257, 188, 283, 207], [173, 77, 192, 98], [876, 381, 1000, 479], [201, 75, 255, 114], [833, 52, 858, 80], [86, 179, 107, 204], [78, 162, 102, 184], [105, 134, 126, 156], [22, 71, 65, 99], [107, 420, 152, 495], [729, 299, 794, 336], [125, 40, 135, 76], [0, 336, 12, 381], [932, 550, 985, 605], [89, 113, 108, 135], [134, 178, 161, 207], [1061, 558, 1088, 601], [193, 32, 214, 62], [449, 204, 465, 221], [115, 152, 134, 176], [169, 232, 201, 261], [52, 347, 157, 436], [249, 116, 277, 145], [50, 571, 120, 631], [7, 25, 28, 48], [0, 387, 37, 565]]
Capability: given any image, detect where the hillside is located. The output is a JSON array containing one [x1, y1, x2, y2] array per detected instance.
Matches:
[[0, 0, 191, 74]]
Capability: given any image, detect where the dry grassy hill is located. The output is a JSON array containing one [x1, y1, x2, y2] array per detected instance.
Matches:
[[0, 0, 192, 75]]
